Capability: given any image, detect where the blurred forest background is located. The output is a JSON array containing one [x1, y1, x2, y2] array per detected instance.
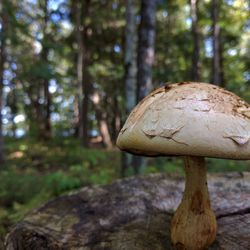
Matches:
[[0, 0, 249, 240]]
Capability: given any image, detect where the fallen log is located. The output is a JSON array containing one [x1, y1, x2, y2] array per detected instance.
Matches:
[[5, 172, 250, 250]]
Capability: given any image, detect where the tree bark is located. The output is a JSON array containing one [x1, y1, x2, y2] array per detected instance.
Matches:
[[122, 0, 137, 176], [75, 0, 84, 143], [110, 96, 120, 145], [75, 0, 91, 147], [190, 0, 200, 81], [137, 0, 156, 101], [125, 0, 137, 112], [218, 34, 225, 87], [41, 0, 52, 139], [0, 0, 7, 164], [81, 72, 90, 147], [211, 0, 223, 86], [134, 0, 157, 174], [5, 172, 250, 249]]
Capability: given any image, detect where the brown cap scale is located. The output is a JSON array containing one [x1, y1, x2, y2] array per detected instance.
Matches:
[[117, 82, 250, 250]]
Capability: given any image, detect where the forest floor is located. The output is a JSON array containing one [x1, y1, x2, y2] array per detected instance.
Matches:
[[0, 137, 249, 242]]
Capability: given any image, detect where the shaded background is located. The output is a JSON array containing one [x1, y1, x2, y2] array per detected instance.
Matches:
[[0, 0, 249, 241]]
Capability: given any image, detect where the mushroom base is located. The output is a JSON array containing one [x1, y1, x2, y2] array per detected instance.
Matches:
[[170, 156, 217, 250]]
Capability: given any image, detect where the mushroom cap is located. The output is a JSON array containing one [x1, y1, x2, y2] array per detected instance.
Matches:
[[117, 82, 250, 160]]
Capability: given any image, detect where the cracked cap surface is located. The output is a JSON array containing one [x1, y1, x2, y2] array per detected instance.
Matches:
[[117, 82, 250, 160]]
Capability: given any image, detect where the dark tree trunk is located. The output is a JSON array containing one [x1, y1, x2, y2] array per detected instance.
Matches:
[[137, 0, 156, 101], [73, 95, 79, 137], [211, 0, 223, 86], [33, 98, 45, 138], [75, 0, 91, 147], [76, 0, 84, 142], [5, 172, 250, 249], [81, 71, 90, 147], [111, 96, 120, 145], [122, 0, 137, 176], [219, 34, 225, 87], [134, 0, 157, 174], [41, 0, 52, 139], [190, 0, 200, 81], [44, 80, 52, 138], [0, 0, 7, 164]]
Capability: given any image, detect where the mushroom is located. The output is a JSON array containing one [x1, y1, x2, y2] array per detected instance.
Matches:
[[116, 82, 250, 250]]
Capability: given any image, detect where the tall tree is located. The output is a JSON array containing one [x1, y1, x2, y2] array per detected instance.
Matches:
[[211, 0, 223, 85], [125, 0, 137, 113], [121, 0, 137, 176], [0, 0, 7, 164], [74, 0, 91, 147], [190, 0, 200, 81], [41, 0, 52, 139], [137, 0, 157, 101], [133, 0, 157, 174]]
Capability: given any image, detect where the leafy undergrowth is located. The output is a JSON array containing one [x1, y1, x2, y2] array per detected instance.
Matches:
[[0, 137, 249, 239], [0, 137, 120, 239]]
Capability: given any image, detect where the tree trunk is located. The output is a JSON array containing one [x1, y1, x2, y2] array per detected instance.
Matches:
[[111, 96, 120, 145], [33, 98, 45, 138], [190, 0, 200, 81], [125, 0, 137, 112], [75, 0, 91, 147], [44, 79, 52, 138], [134, 0, 157, 174], [0, 0, 7, 164], [122, 0, 137, 176], [219, 34, 225, 87], [137, 0, 156, 101], [81, 72, 90, 147], [93, 92, 113, 149], [41, 0, 52, 139], [76, 0, 84, 142], [73, 95, 79, 137], [5, 172, 250, 249], [211, 0, 223, 86]]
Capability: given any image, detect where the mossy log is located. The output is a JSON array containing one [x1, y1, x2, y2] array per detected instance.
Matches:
[[5, 172, 250, 250]]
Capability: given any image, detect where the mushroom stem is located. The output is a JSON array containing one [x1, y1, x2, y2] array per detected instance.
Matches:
[[171, 156, 217, 250]]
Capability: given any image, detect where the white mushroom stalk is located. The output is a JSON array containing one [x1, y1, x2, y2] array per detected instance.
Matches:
[[116, 82, 250, 250]]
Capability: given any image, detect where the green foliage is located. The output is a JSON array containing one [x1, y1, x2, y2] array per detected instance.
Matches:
[[207, 158, 250, 172], [0, 138, 250, 238], [2, 0, 249, 139], [0, 138, 121, 237], [146, 158, 184, 175]]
